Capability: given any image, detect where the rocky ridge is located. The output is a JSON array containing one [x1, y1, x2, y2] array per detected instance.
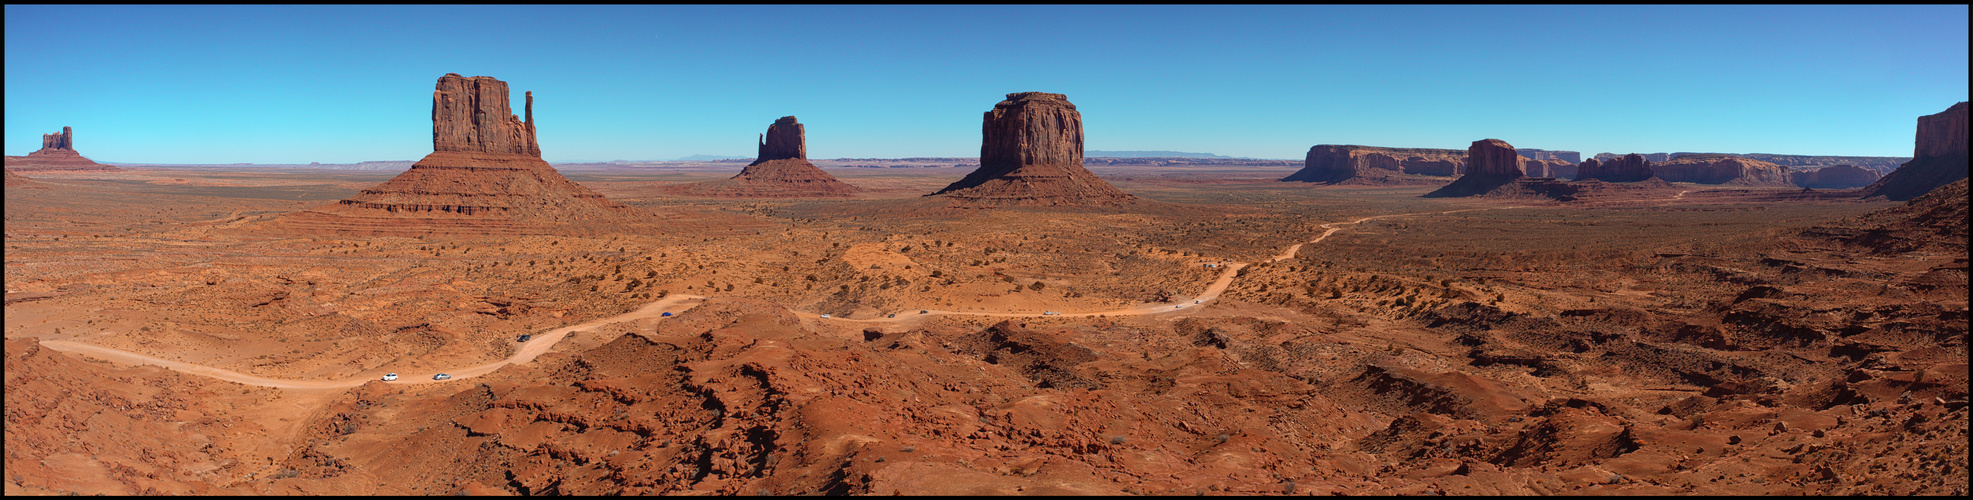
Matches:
[[1649, 154, 1794, 187], [1791, 165, 1881, 189], [1576, 154, 1656, 183], [1282, 145, 1467, 184]]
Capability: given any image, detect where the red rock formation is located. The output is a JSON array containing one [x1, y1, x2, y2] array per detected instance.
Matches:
[[275, 74, 644, 236], [1651, 154, 1793, 186], [1862, 102, 1970, 201], [659, 116, 860, 198], [1576, 153, 1654, 182], [929, 92, 1133, 206], [1424, 139, 1528, 197], [1573, 158, 1602, 181], [5, 126, 121, 172], [1465, 139, 1526, 176], [1282, 145, 1466, 183], [1522, 158, 1571, 178], [1792, 164, 1881, 189]]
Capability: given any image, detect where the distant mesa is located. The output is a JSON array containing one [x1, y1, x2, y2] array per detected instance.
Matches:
[[928, 92, 1134, 207], [1861, 101, 1969, 201], [274, 73, 645, 236], [1281, 145, 1466, 184], [1425, 139, 1674, 200], [1516, 148, 1581, 164], [1649, 154, 1793, 187], [1791, 164, 1880, 189], [3, 126, 121, 173], [674, 154, 751, 161], [658, 116, 861, 198], [1575, 153, 1656, 182], [1522, 158, 1575, 179]]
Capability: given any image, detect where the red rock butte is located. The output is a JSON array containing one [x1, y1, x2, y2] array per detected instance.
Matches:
[[274, 73, 644, 236], [658, 116, 861, 198], [3, 126, 121, 172], [1862, 101, 1969, 201], [929, 92, 1134, 207]]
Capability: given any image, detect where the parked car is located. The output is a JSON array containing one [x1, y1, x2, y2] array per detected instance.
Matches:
[[516, 334, 531, 342], [919, 310, 929, 314], [433, 373, 451, 381], [382, 372, 398, 381], [661, 312, 673, 317], [820, 314, 831, 319]]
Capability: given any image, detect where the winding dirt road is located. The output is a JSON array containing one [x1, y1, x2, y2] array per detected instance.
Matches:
[[35, 200, 1657, 389]]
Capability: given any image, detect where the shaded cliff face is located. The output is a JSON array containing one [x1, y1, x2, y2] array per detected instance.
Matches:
[[1651, 155, 1793, 186], [1576, 154, 1654, 183], [1464, 139, 1525, 177], [930, 92, 1133, 207], [1862, 102, 1970, 201], [1792, 164, 1881, 189], [660, 116, 860, 198], [1281, 145, 1466, 183], [5, 126, 120, 172], [274, 74, 642, 236]]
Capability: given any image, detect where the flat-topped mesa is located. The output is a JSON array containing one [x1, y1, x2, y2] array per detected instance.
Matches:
[[756, 116, 806, 163], [1862, 101, 1970, 201], [432, 73, 540, 157], [1281, 145, 1467, 183], [5, 126, 119, 172], [930, 92, 1133, 207], [1650, 154, 1793, 186], [1576, 153, 1655, 182], [660, 116, 859, 198], [1792, 164, 1881, 189], [272, 74, 642, 236]]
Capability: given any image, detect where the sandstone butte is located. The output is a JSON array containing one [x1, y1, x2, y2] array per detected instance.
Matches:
[[274, 74, 644, 236], [1521, 158, 1574, 179], [1649, 154, 1795, 187], [3, 126, 122, 172], [1574, 153, 1656, 182], [1792, 164, 1881, 189], [928, 92, 1134, 207], [657, 116, 861, 198], [1281, 145, 1467, 184], [1861, 101, 1969, 201], [1422, 139, 1530, 198]]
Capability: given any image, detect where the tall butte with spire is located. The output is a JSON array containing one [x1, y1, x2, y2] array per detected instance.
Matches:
[[928, 92, 1133, 207], [659, 116, 860, 197], [275, 73, 644, 236], [4, 126, 121, 173]]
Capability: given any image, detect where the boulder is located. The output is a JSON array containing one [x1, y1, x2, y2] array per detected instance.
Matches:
[[1861, 102, 1969, 201], [928, 92, 1133, 206]]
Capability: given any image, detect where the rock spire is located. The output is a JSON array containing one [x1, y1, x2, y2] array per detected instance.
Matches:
[[660, 116, 859, 198]]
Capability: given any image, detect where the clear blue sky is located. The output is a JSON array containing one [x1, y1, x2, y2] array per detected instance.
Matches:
[[6, 5, 1967, 163]]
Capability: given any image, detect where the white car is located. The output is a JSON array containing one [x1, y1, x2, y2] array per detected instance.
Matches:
[[433, 373, 451, 381], [820, 314, 831, 319], [382, 372, 398, 381]]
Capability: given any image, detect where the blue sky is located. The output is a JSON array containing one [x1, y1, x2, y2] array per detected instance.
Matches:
[[5, 5, 1967, 163]]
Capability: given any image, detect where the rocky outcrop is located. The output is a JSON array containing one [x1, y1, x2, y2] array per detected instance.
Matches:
[[929, 92, 1133, 206], [1650, 154, 1793, 186], [660, 116, 860, 198], [274, 74, 644, 236], [757, 116, 805, 162], [1424, 139, 1528, 197], [1523, 158, 1572, 178], [1576, 153, 1654, 182], [1791, 164, 1881, 189], [4, 126, 120, 172], [1281, 145, 1466, 183], [1862, 102, 1970, 201]]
